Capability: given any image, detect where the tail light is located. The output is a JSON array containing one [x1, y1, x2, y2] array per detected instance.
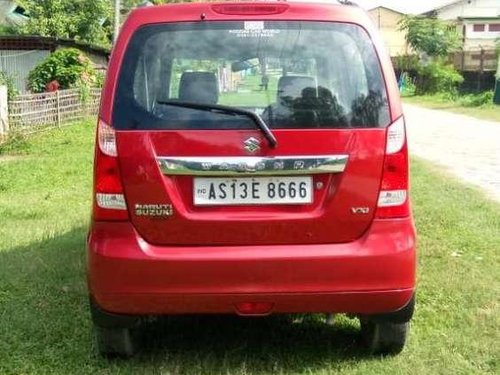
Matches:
[[376, 117, 410, 219], [92, 120, 128, 221]]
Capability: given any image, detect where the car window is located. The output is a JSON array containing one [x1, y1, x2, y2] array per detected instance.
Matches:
[[113, 21, 390, 130]]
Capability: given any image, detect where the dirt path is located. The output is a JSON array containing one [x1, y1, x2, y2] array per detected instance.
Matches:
[[404, 104, 500, 202]]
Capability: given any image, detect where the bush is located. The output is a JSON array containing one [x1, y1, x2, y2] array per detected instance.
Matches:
[[0, 71, 19, 100], [27, 48, 100, 93], [415, 60, 464, 95], [394, 55, 420, 72], [458, 91, 494, 107]]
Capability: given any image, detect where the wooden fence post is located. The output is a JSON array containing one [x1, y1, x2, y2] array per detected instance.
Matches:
[[0, 85, 9, 139], [56, 90, 61, 127]]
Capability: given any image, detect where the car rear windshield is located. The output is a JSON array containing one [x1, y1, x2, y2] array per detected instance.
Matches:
[[113, 21, 390, 130]]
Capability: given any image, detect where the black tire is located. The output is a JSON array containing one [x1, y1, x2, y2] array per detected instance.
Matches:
[[360, 319, 409, 355], [94, 325, 137, 357]]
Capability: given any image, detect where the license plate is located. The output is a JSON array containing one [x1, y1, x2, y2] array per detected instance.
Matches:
[[194, 176, 313, 206]]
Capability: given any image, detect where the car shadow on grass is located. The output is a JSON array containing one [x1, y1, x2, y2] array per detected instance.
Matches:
[[0, 227, 374, 374]]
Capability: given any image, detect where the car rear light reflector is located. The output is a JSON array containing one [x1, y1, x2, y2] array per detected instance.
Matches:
[[386, 116, 405, 154], [96, 193, 127, 210], [98, 120, 117, 156], [235, 302, 274, 316], [378, 190, 407, 207], [211, 3, 289, 15]]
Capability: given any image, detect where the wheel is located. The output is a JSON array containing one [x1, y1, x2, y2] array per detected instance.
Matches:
[[94, 325, 137, 357], [360, 319, 409, 355]]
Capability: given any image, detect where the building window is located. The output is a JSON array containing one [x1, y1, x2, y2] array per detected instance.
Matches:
[[473, 24, 485, 32], [489, 24, 500, 32]]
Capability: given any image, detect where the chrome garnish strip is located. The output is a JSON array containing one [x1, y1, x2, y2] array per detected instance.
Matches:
[[157, 155, 349, 176]]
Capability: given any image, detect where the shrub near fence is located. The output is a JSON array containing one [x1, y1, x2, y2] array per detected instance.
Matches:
[[6, 88, 101, 135]]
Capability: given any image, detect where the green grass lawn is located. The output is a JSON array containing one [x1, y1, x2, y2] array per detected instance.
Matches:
[[403, 95, 500, 123], [0, 123, 499, 374], [219, 73, 279, 107]]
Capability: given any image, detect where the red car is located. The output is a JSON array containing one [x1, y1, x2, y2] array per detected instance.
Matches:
[[88, 0, 416, 357]]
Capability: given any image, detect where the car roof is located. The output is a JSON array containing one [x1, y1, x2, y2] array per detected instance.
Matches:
[[124, 1, 372, 29]]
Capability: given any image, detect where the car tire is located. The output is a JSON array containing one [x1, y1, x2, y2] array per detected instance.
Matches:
[[94, 325, 137, 357], [360, 319, 409, 355]]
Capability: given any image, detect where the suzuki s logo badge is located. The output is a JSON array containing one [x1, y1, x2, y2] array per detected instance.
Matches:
[[243, 137, 261, 153], [351, 207, 370, 215]]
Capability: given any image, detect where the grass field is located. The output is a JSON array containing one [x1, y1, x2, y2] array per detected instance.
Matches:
[[403, 96, 500, 123], [0, 122, 499, 374]]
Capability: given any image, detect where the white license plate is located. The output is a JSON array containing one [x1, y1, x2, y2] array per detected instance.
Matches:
[[194, 176, 313, 206]]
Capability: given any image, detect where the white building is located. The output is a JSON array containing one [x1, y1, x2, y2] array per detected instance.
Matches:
[[425, 0, 500, 51]]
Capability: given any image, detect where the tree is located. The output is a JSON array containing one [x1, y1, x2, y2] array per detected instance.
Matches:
[[122, 0, 195, 11], [398, 16, 464, 95], [399, 16, 462, 58], [17, 0, 112, 47]]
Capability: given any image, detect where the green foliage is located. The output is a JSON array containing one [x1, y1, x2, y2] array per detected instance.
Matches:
[[415, 60, 464, 95], [27, 48, 100, 93], [458, 91, 494, 107], [0, 72, 19, 101], [404, 94, 500, 121], [0, 24, 19, 35], [399, 16, 462, 57], [394, 55, 420, 72], [394, 16, 464, 97], [0, 132, 30, 155], [18, 0, 112, 47]]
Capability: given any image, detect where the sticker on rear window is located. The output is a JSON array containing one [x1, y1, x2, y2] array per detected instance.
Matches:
[[245, 21, 264, 30], [228, 22, 280, 38]]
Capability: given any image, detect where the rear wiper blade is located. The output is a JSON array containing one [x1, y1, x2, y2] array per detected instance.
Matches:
[[157, 100, 278, 148]]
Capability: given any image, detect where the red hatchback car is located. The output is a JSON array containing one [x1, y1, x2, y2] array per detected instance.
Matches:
[[87, 0, 416, 357]]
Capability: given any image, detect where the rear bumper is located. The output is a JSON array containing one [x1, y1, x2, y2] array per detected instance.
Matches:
[[87, 218, 416, 316]]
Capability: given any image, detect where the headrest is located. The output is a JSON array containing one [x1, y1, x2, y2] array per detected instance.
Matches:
[[277, 76, 316, 101], [179, 72, 219, 104]]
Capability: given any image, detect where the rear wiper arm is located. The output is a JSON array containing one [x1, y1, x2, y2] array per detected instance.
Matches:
[[157, 100, 277, 148]]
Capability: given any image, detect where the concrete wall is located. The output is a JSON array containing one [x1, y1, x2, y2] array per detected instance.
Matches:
[[368, 7, 409, 57]]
